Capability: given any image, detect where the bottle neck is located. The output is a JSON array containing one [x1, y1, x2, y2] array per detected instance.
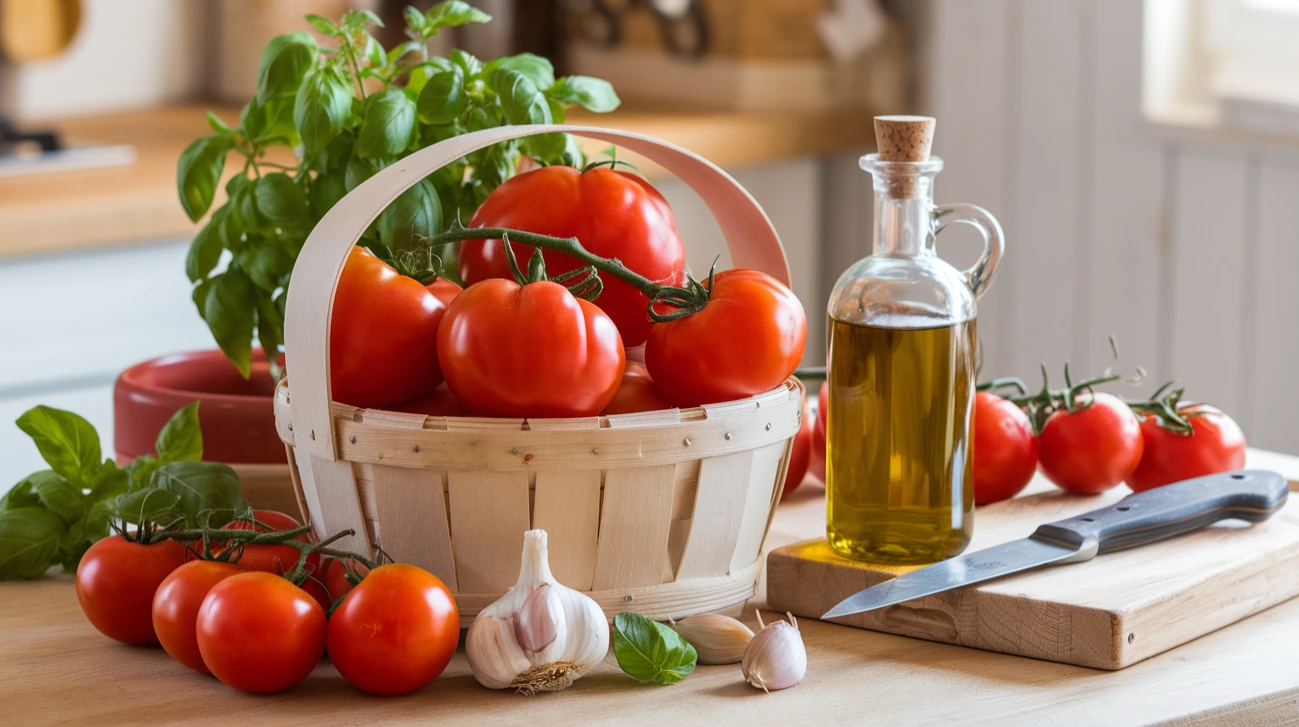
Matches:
[[872, 188, 934, 257]]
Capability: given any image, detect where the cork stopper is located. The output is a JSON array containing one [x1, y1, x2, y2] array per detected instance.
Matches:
[[873, 115, 936, 198]]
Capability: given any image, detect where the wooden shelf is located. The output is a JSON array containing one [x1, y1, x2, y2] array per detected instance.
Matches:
[[0, 105, 875, 260]]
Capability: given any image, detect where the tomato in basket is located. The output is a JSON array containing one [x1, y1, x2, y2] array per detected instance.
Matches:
[[438, 278, 626, 418], [602, 361, 672, 415], [459, 165, 687, 348]]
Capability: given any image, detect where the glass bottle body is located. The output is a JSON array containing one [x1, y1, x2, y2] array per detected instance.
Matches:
[[825, 156, 1001, 564]]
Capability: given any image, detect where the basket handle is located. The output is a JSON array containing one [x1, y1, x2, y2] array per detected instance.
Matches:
[[285, 124, 789, 462]]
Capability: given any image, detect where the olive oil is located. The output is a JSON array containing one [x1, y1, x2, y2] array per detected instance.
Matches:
[[826, 316, 976, 564]]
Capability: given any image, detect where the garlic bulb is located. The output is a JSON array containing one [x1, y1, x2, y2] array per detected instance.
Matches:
[[466, 529, 610, 695], [741, 612, 807, 693], [669, 613, 754, 665]]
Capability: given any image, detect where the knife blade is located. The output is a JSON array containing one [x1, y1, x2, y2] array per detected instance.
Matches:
[[821, 469, 1289, 620]]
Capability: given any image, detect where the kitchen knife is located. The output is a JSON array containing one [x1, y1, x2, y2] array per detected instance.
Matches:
[[821, 470, 1289, 620]]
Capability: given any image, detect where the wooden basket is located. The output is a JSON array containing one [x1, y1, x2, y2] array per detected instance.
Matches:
[[275, 125, 803, 620]]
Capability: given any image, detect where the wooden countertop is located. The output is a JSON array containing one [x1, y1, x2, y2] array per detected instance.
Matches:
[[0, 105, 873, 260], [5, 449, 1299, 726]]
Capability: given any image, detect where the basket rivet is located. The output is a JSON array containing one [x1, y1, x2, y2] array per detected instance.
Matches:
[[724, 432, 732, 440], [624, 594, 634, 602], [287, 422, 293, 432], [413, 445, 421, 453], [512, 448, 519, 455], [349, 435, 356, 444], [592, 447, 600, 454], [765, 423, 771, 431], [683, 437, 692, 446]]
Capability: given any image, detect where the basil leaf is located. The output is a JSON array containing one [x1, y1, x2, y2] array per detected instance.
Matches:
[[201, 269, 257, 378], [344, 155, 377, 192], [207, 112, 236, 137], [295, 66, 353, 153], [0, 480, 40, 510], [112, 487, 182, 529], [89, 462, 128, 502], [177, 135, 231, 222], [451, 48, 483, 78], [150, 461, 244, 528], [357, 88, 416, 159], [549, 76, 621, 113], [378, 178, 442, 252], [613, 612, 698, 685], [256, 291, 286, 364], [0, 507, 65, 580], [28, 471, 86, 524], [156, 402, 203, 463], [255, 172, 308, 223], [15, 406, 103, 489], [493, 69, 551, 125], [404, 6, 430, 37], [425, 1, 492, 33], [524, 133, 568, 163], [240, 245, 293, 293], [485, 53, 555, 91], [185, 211, 225, 283], [342, 8, 384, 31], [310, 174, 347, 219], [257, 31, 318, 103], [417, 71, 468, 125], [305, 14, 342, 38], [124, 455, 159, 492]]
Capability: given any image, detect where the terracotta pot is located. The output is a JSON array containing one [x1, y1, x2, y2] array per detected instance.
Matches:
[[114, 349, 302, 516]]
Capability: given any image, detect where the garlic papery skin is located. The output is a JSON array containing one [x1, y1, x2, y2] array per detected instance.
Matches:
[[669, 613, 754, 665], [466, 529, 610, 695], [741, 612, 807, 693]]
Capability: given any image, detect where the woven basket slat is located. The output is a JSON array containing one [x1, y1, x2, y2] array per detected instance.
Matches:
[[532, 469, 602, 590], [729, 440, 790, 574], [370, 465, 456, 589], [591, 464, 677, 590], [447, 471, 530, 592], [677, 449, 757, 580]]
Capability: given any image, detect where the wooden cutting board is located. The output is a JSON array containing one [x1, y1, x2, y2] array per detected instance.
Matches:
[[766, 484, 1299, 670]]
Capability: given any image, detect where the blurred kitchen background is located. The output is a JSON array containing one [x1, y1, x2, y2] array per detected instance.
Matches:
[[1, 0, 1296, 483]]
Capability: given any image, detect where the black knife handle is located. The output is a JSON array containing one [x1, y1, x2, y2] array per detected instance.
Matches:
[[1030, 470, 1289, 556]]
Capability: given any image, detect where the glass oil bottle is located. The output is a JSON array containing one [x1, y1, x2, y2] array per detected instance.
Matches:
[[825, 116, 1004, 564]]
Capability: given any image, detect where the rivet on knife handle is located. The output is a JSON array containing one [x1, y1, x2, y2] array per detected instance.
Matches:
[[1030, 470, 1289, 556]]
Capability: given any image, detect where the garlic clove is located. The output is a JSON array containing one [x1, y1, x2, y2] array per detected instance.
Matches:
[[741, 612, 807, 693], [669, 613, 755, 665], [466, 529, 610, 695]]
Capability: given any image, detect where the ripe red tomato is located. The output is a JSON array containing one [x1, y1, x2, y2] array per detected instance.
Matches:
[[808, 381, 827, 483], [1037, 392, 1144, 495], [323, 557, 370, 604], [645, 269, 806, 407], [76, 536, 189, 645], [460, 165, 686, 347], [327, 564, 459, 696], [330, 246, 447, 409], [972, 392, 1038, 504], [781, 397, 814, 500], [219, 510, 328, 611], [602, 361, 672, 415], [389, 383, 470, 417], [425, 276, 463, 308], [197, 572, 326, 693], [1128, 404, 1246, 492], [438, 278, 625, 418], [152, 560, 242, 672]]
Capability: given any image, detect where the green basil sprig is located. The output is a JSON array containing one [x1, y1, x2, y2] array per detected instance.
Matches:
[[0, 403, 248, 580], [613, 612, 699, 685], [178, 2, 620, 379]]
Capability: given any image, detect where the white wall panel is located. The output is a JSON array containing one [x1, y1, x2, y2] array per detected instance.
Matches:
[[1248, 160, 1299, 451]]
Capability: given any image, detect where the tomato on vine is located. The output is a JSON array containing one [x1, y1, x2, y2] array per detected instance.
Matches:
[[1129, 403, 1246, 492], [76, 536, 189, 646], [152, 560, 242, 672], [1037, 392, 1143, 495], [972, 392, 1038, 504]]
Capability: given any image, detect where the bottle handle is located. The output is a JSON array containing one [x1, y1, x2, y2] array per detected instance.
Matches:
[[934, 202, 1004, 300]]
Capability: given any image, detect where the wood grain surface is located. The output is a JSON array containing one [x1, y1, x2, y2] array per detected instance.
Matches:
[[3, 450, 1299, 725], [0, 105, 873, 260]]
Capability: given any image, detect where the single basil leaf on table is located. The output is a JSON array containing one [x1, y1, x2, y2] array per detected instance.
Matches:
[[426, 1, 492, 34], [549, 76, 621, 114], [177, 135, 231, 222], [295, 66, 353, 154], [15, 406, 104, 489], [485, 53, 555, 91], [0, 507, 66, 580], [256, 31, 318, 104], [150, 461, 246, 528], [613, 612, 698, 685], [417, 70, 469, 125], [155, 401, 203, 463], [201, 269, 258, 379], [357, 88, 417, 159]]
